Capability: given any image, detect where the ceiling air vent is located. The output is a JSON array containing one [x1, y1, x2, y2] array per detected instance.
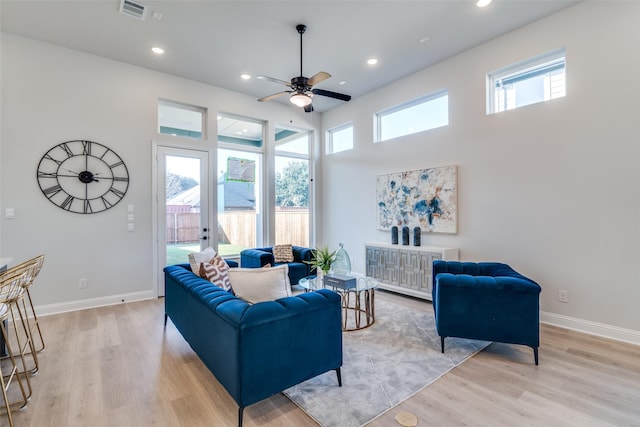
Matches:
[[119, 0, 147, 20]]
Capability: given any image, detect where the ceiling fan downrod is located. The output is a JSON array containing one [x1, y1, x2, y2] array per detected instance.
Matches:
[[296, 24, 306, 78]]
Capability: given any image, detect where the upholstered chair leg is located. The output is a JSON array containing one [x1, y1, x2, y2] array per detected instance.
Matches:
[[533, 347, 539, 365], [335, 368, 342, 387], [440, 336, 445, 353], [238, 406, 244, 427]]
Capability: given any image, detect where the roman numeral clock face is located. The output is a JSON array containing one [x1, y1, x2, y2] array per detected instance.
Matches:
[[37, 140, 129, 214]]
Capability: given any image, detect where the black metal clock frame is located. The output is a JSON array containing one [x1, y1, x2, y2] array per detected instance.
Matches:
[[36, 140, 130, 214]]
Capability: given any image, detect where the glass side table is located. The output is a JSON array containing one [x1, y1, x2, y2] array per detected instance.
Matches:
[[299, 274, 378, 331]]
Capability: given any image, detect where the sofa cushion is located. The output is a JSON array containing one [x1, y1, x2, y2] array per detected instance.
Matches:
[[273, 244, 294, 263], [228, 264, 291, 303], [188, 247, 217, 273], [199, 255, 233, 292]]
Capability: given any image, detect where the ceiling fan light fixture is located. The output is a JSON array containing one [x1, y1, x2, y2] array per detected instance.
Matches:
[[290, 92, 312, 107]]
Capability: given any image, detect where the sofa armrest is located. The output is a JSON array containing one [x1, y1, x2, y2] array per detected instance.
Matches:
[[240, 248, 274, 268], [291, 246, 312, 263]]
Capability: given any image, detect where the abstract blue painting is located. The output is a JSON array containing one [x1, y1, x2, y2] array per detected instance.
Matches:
[[376, 165, 457, 233]]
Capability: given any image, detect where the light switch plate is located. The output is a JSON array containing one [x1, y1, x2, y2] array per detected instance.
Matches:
[[5, 208, 15, 219]]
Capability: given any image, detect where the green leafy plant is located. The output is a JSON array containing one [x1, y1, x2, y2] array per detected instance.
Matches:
[[306, 246, 337, 275]]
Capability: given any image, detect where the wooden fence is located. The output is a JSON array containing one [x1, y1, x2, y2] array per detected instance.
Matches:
[[167, 208, 309, 247]]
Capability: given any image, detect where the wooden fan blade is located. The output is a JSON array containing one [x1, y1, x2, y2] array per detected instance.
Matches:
[[258, 91, 291, 102], [307, 71, 331, 86], [257, 75, 292, 87], [312, 88, 351, 102]]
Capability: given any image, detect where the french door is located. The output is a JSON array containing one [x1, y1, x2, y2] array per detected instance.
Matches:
[[155, 145, 211, 296]]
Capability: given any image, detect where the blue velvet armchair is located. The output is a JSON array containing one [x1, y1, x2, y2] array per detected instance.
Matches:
[[432, 261, 542, 365]]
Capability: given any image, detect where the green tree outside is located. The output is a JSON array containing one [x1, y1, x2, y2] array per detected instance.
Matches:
[[275, 160, 309, 207]]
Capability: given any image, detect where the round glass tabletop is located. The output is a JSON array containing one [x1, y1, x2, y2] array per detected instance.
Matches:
[[299, 274, 378, 292]]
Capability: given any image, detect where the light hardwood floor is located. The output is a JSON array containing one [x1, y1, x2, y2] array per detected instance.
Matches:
[[5, 290, 640, 427]]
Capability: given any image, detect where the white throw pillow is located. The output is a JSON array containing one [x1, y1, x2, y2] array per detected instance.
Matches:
[[228, 264, 291, 303], [188, 247, 217, 273]]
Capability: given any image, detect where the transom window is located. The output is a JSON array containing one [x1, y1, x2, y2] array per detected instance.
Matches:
[[327, 123, 353, 154], [158, 99, 206, 139], [375, 91, 449, 142], [487, 48, 566, 114]]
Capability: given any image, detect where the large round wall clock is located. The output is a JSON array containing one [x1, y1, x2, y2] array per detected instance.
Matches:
[[36, 140, 130, 214]]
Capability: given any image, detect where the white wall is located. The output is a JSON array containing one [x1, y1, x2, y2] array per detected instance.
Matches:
[[0, 33, 319, 313], [320, 2, 640, 339]]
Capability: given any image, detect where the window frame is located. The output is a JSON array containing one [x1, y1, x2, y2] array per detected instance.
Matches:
[[158, 99, 207, 139], [487, 48, 566, 115], [326, 122, 354, 155], [216, 113, 267, 255], [374, 90, 449, 143]]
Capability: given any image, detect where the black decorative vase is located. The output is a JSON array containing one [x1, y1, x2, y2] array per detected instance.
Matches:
[[391, 226, 399, 245], [402, 226, 410, 245], [413, 227, 421, 246]]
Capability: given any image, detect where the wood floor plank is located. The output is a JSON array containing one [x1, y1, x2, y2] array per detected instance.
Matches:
[[4, 293, 640, 426]]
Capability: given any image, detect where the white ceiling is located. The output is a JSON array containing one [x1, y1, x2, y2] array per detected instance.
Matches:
[[0, 0, 579, 113]]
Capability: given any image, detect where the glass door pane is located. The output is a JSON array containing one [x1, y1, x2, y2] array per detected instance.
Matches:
[[158, 148, 210, 268]]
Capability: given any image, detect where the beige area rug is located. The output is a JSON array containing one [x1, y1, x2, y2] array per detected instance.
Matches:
[[284, 298, 489, 427]]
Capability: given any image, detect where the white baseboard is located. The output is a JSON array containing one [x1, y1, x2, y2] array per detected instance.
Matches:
[[540, 311, 640, 346], [34, 290, 156, 317]]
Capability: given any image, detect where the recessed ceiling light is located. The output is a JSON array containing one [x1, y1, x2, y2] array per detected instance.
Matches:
[[420, 36, 431, 43], [367, 58, 378, 66], [240, 74, 251, 80], [339, 81, 347, 85], [151, 46, 164, 55], [477, 0, 492, 7]]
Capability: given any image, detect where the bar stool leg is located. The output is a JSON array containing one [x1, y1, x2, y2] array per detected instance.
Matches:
[[0, 308, 29, 425]]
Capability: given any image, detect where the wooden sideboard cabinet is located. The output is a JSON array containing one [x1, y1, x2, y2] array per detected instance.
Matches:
[[365, 243, 459, 300]]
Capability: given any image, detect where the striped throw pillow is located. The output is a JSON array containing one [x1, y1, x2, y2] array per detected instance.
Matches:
[[273, 244, 294, 263], [199, 254, 232, 292]]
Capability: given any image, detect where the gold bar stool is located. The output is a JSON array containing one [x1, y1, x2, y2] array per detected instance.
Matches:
[[12, 255, 45, 354], [0, 271, 31, 426], [0, 261, 39, 386]]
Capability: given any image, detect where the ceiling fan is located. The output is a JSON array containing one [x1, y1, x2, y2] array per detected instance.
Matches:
[[257, 24, 351, 113]]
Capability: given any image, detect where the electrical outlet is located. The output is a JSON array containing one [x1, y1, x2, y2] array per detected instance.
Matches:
[[79, 278, 88, 289], [558, 289, 569, 303]]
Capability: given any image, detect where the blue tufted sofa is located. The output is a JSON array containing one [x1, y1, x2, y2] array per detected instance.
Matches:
[[164, 263, 343, 427], [240, 246, 313, 285], [432, 261, 542, 364]]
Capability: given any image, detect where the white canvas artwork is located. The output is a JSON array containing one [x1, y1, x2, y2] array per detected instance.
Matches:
[[376, 165, 457, 233]]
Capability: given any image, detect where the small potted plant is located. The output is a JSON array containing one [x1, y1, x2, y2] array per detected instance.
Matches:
[[306, 246, 336, 279]]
